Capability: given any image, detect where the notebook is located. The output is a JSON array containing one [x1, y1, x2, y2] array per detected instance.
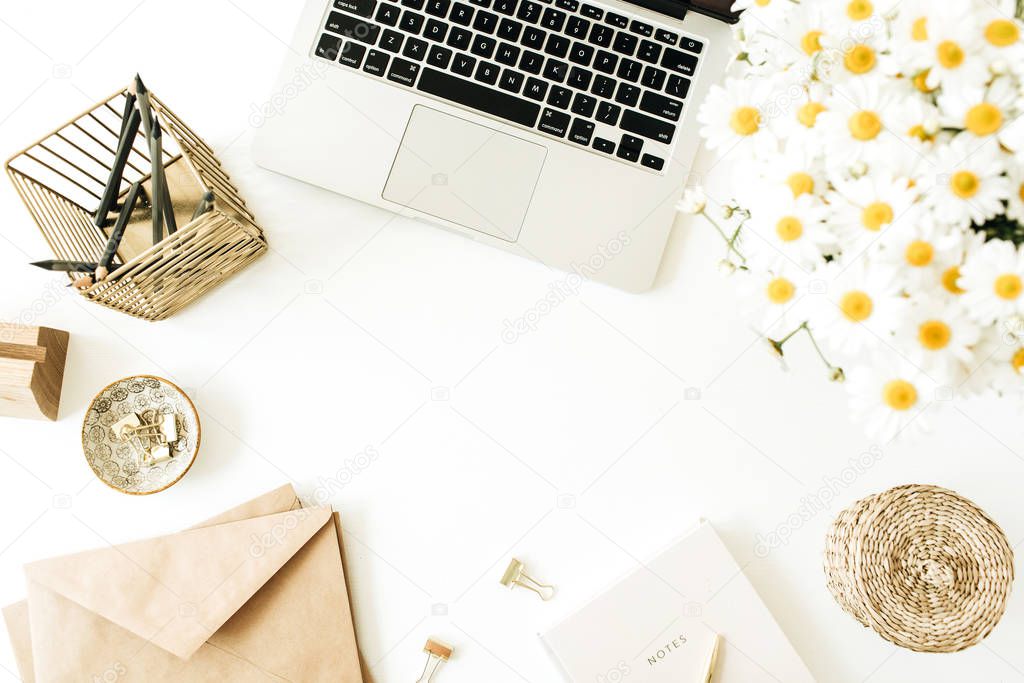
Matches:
[[541, 521, 814, 682]]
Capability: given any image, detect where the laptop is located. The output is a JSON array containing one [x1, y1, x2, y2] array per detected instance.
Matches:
[[253, 0, 738, 291]]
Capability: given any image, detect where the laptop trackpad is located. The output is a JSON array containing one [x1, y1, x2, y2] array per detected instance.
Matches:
[[382, 105, 546, 242]]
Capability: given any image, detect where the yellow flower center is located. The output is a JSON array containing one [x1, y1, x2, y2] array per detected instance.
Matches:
[[848, 110, 882, 141], [995, 273, 1023, 300], [755, 0, 770, 5], [844, 44, 876, 74], [1020, 183, 1024, 203], [786, 172, 815, 197], [801, 30, 823, 55], [937, 40, 965, 69], [905, 240, 934, 267], [1011, 348, 1024, 373], [907, 124, 934, 141], [797, 101, 826, 127], [861, 202, 893, 231], [942, 266, 964, 294], [840, 290, 873, 322], [882, 379, 918, 411], [913, 70, 935, 93], [766, 277, 796, 304], [950, 170, 980, 199], [730, 106, 761, 136], [985, 19, 1020, 47], [847, 0, 872, 20], [775, 216, 803, 242], [965, 103, 1002, 136], [911, 17, 928, 41], [918, 320, 951, 350]]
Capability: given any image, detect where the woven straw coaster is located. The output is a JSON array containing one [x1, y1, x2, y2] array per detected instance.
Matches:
[[824, 484, 1014, 653]]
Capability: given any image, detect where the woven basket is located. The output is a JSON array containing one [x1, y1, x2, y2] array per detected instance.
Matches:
[[824, 484, 1014, 653]]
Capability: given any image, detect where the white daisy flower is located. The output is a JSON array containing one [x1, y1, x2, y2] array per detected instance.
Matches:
[[959, 327, 1024, 398], [817, 20, 894, 84], [873, 216, 964, 292], [771, 2, 829, 73], [976, 6, 1024, 64], [744, 187, 833, 268], [921, 134, 1011, 229], [697, 77, 780, 154], [912, 7, 988, 92], [737, 258, 812, 334], [895, 299, 980, 384], [827, 171, 920, 256], [815, 77, 905, 169], [937, 77, 1019, 145], [959, 238, 1024, 323], [770, 80, 832, 145], [846, 354, 936, 441], [889, 0, 970, 78], [999, 111, 1024, 153], [754, 139, 827, 199], [806, 258, 906, 355], [888, 84, 941, 145], [733, 0, 795, 26], [933, 229, 986, 303]]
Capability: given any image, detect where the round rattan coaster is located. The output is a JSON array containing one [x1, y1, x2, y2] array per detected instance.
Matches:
[[824, 484, 1014, 653]]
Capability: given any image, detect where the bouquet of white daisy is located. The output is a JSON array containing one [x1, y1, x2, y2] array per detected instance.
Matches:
[[689, 0, 1024, 440]]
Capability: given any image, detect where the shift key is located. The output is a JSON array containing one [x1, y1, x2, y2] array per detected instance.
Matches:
[[326, 11, 381, 44], [620, 109, 675, 144], [334, 0, 377, 17]]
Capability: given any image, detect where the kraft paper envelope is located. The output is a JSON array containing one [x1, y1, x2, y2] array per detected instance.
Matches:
[[2, 485, 364, 682]]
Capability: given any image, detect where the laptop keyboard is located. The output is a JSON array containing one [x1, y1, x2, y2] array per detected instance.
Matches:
[[314, 0, 705, 173]]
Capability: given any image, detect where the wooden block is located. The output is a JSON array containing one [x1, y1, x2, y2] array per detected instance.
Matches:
[[0, 324, 69, 421]]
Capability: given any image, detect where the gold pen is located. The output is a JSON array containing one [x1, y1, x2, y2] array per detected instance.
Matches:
[[702, 634, 721, 683]]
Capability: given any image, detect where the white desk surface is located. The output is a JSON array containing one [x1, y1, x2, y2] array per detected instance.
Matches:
[[1, 2, 1022, 682]]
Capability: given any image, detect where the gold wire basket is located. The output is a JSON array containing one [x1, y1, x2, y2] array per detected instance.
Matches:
[[6, 85, 267, 321]]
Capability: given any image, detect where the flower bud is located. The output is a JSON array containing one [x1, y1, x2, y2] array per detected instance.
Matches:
[[718, 259, 737, 275], [922, 118, 939, 136]]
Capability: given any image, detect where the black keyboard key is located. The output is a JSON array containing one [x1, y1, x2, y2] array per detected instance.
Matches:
[[637, 39, 661, 63], [474, 10, 499, 32], [630, 20, 652, 36], [387, 57, 421, 84], [475, 60, 500, 83], [545, 34, 570, 57], [591, 74, 614, 98], [641, 153, 664, 170], [519, 49, 544, 73], [403, 36, 428, 59], [400, 10, 425, 33], [425, 18, 448, 40], [326, 12, 382, 44], [595, 100, 619, 124], [641, 65, 666, 89], [450, 2, 474, 24], [418, 68, 541, 125], [446, 26, 472, 49], [570, 92, 596, 116], [494, 0, 518, 13], [613, 32, 637, 55], [547, 85, 571, 108], [566, 16, 589, 39], [522, 25, 546, 48], [451, 52, 476, 75], [523, 76, 547, 100], [340, 40, 367, 66], [617, 58, 641, 81], [569, 41, 594, 65], [425, 0, 451, 15], [499, 68, 525, 92], [605, 11, 627, 28], [621, 109, 674, 143], [402, 0, 425, 8], [679, 36, 703, 54], [364, 48, 390, 74], [567, 66, 592, 90], [375, 2, 401, 25], [556, 0, 578, 10], [593, 136, 615, 153], [517, 0, 541, 23], [581, 3, 602, 19], [316, 33, 344, 60], [380, 29, 404, 51], [614, 82, 640, 106], [662, 47, 697, 76], [539, 107, 571, 136], [427, 44, 453, 67], [640, 90, 682, 121], [495, 42, 520, 65], [589, 24, 613, 47], [617, 133, 642, 161], [593, 50, 617, 73], [666, 74, 690, 98], [543, 59, 568, 82], [336, 0, 378, 17], [568, 118, 594, 145], [498, 17, 523, 40], [541, 7, 566, 31], [471, 34, 496, 57], [655, 28, 677, 45]]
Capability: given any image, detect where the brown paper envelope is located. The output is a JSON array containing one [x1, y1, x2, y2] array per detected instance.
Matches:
[[4, 485, 363, 682]]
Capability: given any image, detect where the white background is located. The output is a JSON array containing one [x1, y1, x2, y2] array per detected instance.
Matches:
[[1, 1, 1023, 682]]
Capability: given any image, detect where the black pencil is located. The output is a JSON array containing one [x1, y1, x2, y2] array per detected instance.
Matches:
[[190, 190, 215, 222], [149, 119, 166, 244], [93, 101, 140, 227], [31, 259, 99, 273], [98, 180, 142, 273]]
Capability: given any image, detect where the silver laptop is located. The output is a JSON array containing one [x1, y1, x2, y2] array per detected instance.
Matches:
[[254, 0, 737, 291]]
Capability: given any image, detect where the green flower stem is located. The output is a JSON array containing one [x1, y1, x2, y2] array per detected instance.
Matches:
[[767, 321, 845, 381], [701, 210, 747, 263]]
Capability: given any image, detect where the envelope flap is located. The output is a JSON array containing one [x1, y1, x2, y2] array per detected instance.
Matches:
[[24, 506, 331, 660]]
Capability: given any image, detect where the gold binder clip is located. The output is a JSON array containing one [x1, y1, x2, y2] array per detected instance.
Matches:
[[500, 558, 555, 601], [415, 639, 452, 682]]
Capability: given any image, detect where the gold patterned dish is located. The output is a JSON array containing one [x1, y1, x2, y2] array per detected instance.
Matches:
[[82, 375, 200, 495]]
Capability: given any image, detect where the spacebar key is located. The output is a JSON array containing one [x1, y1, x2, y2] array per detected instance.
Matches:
[[417, 68, 541, 127]]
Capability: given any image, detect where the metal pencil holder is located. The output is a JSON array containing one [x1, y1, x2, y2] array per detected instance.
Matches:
[[6, 85, 267, 321]]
